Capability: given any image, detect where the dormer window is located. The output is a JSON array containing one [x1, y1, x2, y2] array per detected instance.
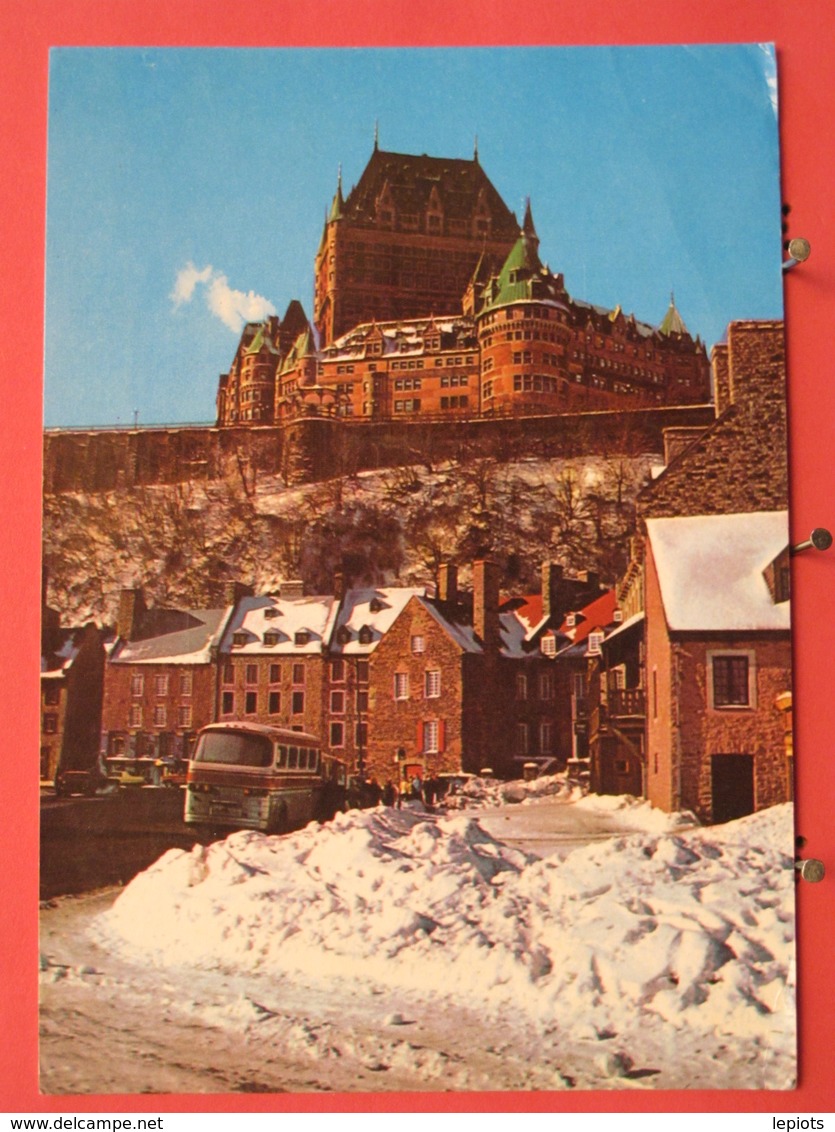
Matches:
[[540, 634, 557, 656], [336, 625, 352, 646], [232, 630, 248, 648], [295, 630, 311, 647], [264, 608, 279, 620], [264, 630, 280, 647], [565, 613, 577, 628], [358, 625, 373, 646], [369, 597, 384, 613], [612, 609, 624, 624], [587, 631, 604, 656]]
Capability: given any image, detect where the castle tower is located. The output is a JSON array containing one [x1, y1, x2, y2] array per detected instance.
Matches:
[[313, 147, 519, 346]]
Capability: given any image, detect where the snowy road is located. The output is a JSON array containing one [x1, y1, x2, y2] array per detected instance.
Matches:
[[39, 781, 796, 1097]]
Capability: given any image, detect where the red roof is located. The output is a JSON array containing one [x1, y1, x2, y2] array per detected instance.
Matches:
[[559, 589, 618, 644]]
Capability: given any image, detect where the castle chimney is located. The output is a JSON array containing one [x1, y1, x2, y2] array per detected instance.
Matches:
[[541, 561, 564, 622], [280, 579, 305, 600], [438, 563, 458, 604], [473, 559, 501, 651], [333, 571, 346, 600], [118, 587, 146, 642], [711, 341, 730, 416]]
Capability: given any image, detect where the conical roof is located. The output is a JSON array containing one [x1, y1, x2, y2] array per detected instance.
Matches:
[[658, 293, 690, 337]]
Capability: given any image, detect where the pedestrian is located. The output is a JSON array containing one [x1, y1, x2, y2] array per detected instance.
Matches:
[[382, 780, 396, 807]]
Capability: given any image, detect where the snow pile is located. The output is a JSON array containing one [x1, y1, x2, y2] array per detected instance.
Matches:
[[444, 772, 579, 810], [97, 802, 795, 1069], [573, 791, 698, 834]]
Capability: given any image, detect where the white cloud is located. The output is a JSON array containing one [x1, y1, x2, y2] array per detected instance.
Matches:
[[170, 262, 276, 333]]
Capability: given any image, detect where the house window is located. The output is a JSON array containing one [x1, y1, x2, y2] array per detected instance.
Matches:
[[180, 671, 192, 696], [331, 659, 345, 682], [245, 691, 257, 714], [292, 691, 305, 714], [356, 689, 369, 713], [540, 635, 556, 656], [268, 691, 281, 714], [425, 670, 441, 698], [330, 722, 345, 747], [411, 635, 425, 655], [44, 684, 60, 706], [131, 673, 144, 697], [330, 690, 345, 714], [709, 652, 755, 709], [357, 660, 369, 683], [129, 704, 143, 728], [222, 664, 234, 685], [221, 691, 234, 715], [516, 722, 529, 755], [423, 720, 440, 754], [269, 664, 281, 684], [358, 625, 373, 645], [178, 704, 192, 728], [293, 664, 305, 685], [394, 673, 410, 701], [539, 672, 555, 700], [245, 664, 258, 685], [539, 721, 553, 754], [43, 714, 58, 735], [356, 721, 368, 748], [516, 673, 528, 701]]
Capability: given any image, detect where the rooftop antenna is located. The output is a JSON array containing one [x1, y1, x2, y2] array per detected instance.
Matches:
[[473, 133, 479, 162], [374, 120, 379, 151]]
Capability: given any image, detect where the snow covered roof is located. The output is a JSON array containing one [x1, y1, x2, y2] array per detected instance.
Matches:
[[331, 587, 426, 654], [418, 597, 482, 654], [646, 511, 791, 633], [219, 595, 340, 656], [112, 607, 233, 665]]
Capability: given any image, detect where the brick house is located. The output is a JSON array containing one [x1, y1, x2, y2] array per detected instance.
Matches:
[[215, 583, 341, 746], [102, 589, 234, 774], [644, 511, 792, 822]]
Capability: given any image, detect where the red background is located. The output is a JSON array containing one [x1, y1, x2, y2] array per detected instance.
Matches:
[[1, 0, 833, 1114]]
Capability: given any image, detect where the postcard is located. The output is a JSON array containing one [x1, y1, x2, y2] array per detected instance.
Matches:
[[38, 44, 795, 1096]]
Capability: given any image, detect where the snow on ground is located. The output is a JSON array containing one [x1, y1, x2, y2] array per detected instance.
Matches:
[[91, 794, 796, 1089]]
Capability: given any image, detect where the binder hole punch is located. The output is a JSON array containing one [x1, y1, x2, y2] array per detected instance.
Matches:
[[795, 858, 826, 883], [790, 527, 832, 555], [782, 237, 811, 272]]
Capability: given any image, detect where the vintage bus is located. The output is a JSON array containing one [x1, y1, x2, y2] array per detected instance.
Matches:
[[184, 722, 347, 834]]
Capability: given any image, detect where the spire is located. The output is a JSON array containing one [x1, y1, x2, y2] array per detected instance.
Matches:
[[328, 165, 344, 222], [658, 291, 690, 337], [522, 197, 537, 240], [374, 120, 379, 151], [473, 134, 479, 163]]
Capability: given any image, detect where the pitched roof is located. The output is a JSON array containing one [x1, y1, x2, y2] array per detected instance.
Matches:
[[343, 148, 518, 235], [331, 587, 426, 654], [658, 294, 691, 337], [112, 607, 233, 665], [219, 595, 340, 656], [646, 510, 791, 632]]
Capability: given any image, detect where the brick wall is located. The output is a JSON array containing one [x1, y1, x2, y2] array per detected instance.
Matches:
[[102, 661, 217, 759]]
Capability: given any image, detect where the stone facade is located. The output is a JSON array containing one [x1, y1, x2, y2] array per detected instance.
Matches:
[[639, 320, 788, 519]]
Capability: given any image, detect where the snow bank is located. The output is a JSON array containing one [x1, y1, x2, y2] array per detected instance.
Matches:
[[445, 772, 580, 810], [573, 790, 698, 834], [96, 801, 795, 1074]]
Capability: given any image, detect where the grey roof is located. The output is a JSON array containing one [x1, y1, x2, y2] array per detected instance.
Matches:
[[112, 607, 233, 665]]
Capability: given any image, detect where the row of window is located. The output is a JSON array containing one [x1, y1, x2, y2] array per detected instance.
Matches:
[[394, 670, 442, 700], [130, 672, 192, 697], [516, 672, 556, 700], [126, 704, 193, 729]]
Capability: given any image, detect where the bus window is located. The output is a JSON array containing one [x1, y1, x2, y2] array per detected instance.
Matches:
[[288, 746, 299, 769], [297, 749, 308, 770], [277, 745, 288, 768], [194, 731, 273, 768]]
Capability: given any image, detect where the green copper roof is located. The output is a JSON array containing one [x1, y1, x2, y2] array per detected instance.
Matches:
[[658, 295, 690, 337]]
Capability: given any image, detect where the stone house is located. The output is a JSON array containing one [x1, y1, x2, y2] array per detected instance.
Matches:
[[40, 615, 106, 783], [644, 511, 792, 822]]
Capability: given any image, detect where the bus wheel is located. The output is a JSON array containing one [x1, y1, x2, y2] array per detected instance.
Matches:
[[267, 804, 289, 835]]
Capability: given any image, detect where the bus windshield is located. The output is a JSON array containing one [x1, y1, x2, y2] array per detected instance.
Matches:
[[193, 730, 273, 768]]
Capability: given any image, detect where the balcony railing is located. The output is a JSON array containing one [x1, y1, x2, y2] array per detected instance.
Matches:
[[605, 688, 645, 718]]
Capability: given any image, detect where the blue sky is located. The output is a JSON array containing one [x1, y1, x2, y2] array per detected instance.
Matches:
[[44, 45, 783, 427]]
